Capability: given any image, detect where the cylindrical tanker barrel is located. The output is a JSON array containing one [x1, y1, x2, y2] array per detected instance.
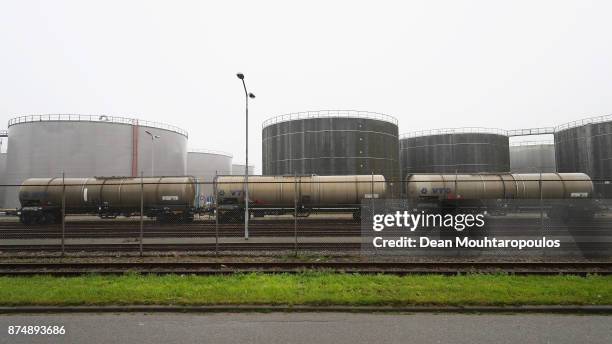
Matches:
[[215, 175, 387, 207], [19, 176, 199, 212], [19, 178, 88, 209], [312, 175, 387, 205], [85, 177, 198, 209], [406, 173, 593, 200]]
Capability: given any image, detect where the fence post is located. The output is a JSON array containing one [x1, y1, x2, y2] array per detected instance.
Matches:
[[371, 172, 375, 255], [371, 171, 374, 206], [454, 169, 458, 214], [214, 174, 219, 256], [139, 171, 144, 257], [539, 171, 544, 260], [294, 174, 298, 256], [61, 171, 65, 257]]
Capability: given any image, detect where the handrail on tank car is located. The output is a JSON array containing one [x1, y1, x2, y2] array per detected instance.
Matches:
[[262, 110, 398, 128], [7, 114, 188, 138], [555, 113, 612, 132]]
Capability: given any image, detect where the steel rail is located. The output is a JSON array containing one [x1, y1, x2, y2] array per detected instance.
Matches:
[[0, 261, 611, 276]]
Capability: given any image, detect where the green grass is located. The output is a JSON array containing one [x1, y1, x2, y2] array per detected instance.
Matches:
[[0, 273, 611, 306]]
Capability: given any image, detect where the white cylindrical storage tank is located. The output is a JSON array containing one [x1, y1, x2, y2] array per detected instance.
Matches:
[[0, 152, 6, 208], [4, 114, 188, 208], [509, 141, 556, 173], [187, 149, 233, 204], [231, 164, 255, 175]]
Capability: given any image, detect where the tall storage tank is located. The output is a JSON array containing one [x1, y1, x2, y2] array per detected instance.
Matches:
[[0, 152, 6, 208], [509, 141, 556, 173], [555, 114, 612, 198], [3, 114, 188, 208], [399, 128, 510, 178], [262, 110, 400, 182], [231, 164, 255, 175], [187, 150, 233, 204]]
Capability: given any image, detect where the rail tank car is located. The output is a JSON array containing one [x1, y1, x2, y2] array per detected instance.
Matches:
[[405, 173, 595, 220], [18, 177, 200, 224], [215, 175, 386, 221]]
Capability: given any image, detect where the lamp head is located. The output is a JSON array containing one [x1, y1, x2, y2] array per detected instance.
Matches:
[[236, 73, 244, 80]]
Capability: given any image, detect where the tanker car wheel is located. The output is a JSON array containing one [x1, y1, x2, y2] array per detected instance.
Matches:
[[43, 212, 57, 225], [19, 213, 34, 225], [547, 206, 570, 222], [33, 213, 47, 225], [156, 214, 171, 223], [217, 211, 245, 223]]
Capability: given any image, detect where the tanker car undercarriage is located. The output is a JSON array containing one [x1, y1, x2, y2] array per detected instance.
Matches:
[[19, 204, 195, 225], [411, 198, 597, 222], [216, 204, 361, 223]]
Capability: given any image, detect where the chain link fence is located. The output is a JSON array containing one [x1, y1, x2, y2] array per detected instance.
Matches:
[[0, 173, 610, 258]]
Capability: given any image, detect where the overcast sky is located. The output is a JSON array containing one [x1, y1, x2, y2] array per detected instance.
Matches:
[[1, 0, 611, 171]]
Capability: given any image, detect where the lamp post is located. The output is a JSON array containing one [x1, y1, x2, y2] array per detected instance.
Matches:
[[144, 130, 160, 176], [236, 73, 255, 240]]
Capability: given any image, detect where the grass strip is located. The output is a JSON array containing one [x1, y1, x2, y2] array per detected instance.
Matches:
[[1, 273, 611, 306]]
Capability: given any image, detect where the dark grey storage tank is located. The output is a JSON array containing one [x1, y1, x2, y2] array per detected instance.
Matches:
[[262, 110, 399, 181], [509, 141, 556, 173], [399, 128, 510, 178], [555, 114, 612, 198]]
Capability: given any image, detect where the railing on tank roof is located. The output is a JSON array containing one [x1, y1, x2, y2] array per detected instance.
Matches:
[[7, 114, 188, 137], [400, 127, 508, 139], [555, 113, 612, 132], [506, 127, 555, 136], [188, 148, 233, 158], [0, 130, 7, 137], [262, 110, 398, 128]]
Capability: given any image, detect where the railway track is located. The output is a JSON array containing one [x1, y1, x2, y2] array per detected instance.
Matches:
[[0, 229, 609, 239], [0, 242, 610, 254], [0, 261, 610, 276], [0, 218, 610, 239], [0, 242, 363, 252]]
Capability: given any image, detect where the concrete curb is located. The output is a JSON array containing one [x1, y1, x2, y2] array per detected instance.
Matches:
[[1, 305, 611, 314]]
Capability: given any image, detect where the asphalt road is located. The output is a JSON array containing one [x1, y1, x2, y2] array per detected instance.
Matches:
[[0, 312, 610, 344]]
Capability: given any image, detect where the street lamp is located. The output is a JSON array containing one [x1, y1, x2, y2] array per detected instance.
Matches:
[[144, 130, 160, 176], [237, 73, 255, 240]]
